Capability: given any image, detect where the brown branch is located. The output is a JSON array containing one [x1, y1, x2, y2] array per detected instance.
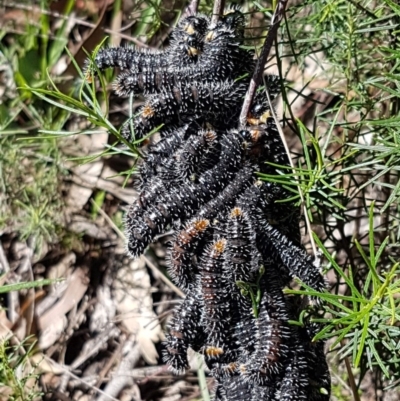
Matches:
[[341, 340, 362, 401], [211, 0, 226, 25], [184, 0, 199, 17], [239, 0, 289, 126]]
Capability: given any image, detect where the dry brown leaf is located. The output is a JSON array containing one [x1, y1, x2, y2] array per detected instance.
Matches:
[[0, 386, 13, 401], [0, 310, 12, 340], [65, 128, 108, 213], [67, 161, 104, 212], [68, 215, 114, 240], [98, 165, 137, 204], [30, 353, 65, 375], [0, 7, 42, 30], [38, 267, 89, 349], [47, 252, 76, 281], [113, 251, 162, 365]]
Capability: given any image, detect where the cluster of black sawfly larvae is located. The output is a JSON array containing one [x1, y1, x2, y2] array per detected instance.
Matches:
[[86, 6, 330, 401]]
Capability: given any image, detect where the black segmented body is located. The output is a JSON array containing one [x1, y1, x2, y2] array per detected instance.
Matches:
[[251, 383, 276, 401], [240, 272, 290, 385], [224, 207, 258, 285], [278, 338, 309, 401], [89, 47, 166, 73], [123, 80, 248, 141], [171, 129, 218, 180], [88, 6, 330, 401], [200, 239, 231, 347], [256, 217, 326, 294], [197, 165, 256, 220], [232, 295, 257, 361], [223, 375, 252, 401], [86, 14, 209, 77], [163, 286, 205, 373], [138, 124, 192, 187], [167, 218, 210, 292]]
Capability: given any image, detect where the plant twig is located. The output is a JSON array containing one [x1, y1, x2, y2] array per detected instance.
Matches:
[[185, 0, 199, 16], [96, 338, 141, 401], [239, 0, 289, 126], [211, 0, 226, 25], [341, 339, 362, 401], [90, 199, 185, 298], [265, 87, 318, 258], [0, 242, 18, 324]]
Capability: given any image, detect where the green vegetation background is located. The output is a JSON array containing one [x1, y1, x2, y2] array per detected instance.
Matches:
[[0, 0, 399, 400]]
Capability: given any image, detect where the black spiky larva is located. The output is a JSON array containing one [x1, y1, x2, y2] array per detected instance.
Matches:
[[211, 361, 239, 381], [207, 6, 245, 41], [174, 129, 218, 180], [156, 182, 201, 224], [214, 382, 228, 401], [122, 80, 247, 141], [114, 54, 254, 96], [231, 295, 258, 362], [163, 286, 205, 373], [114, 36, 255, 97], [165, 14, 211, 67], [113, 39, 208, 97], [85, 13, 209, 85], [220, 6, 246, 33], [202, 345, 236, 378], [125, 177, 167, 225], [200, 238, 231, 348], [299, 323, 330, 401], [125, 205, 166, 257], [306, 342, 331, 401], [234, 180, 268, 219], [251, 383, 276, 401], [234, 182, 301, 278], [177, 14, 210, 38], [197, 164, 256, 221], [255, 217, 326, 295], [84, 47, 166, 83], [114, 67, 174, 97], [113, 56, 252, 97], [203, 332, 241, 377], [214, 130, 244, 172], [126, 150, 242, 259], [237, 122, 289, 170], [138, 124, 194, 186], [222, 375, 252, 401], [196, 132, 223, 175], [86, 14, 208, 76], [239, 271, 290, 385], [261, 192, 301, 247], [277, 328, 309, 401], [201, 25, 255, 81], [224, 207, 259, 286], [235, 178, 301, 247], [261, 117, 291, 166], [157, 132, 245, 221], [167, 218, 210, 292], [113, 68, 171, 97], [113, 66, 200, 97], [166, 31, 203, 66], [151, 153, 182, 183], [161, 159, 240, 222], [202, 8, 255, 80], [246, 76, 281, 126]]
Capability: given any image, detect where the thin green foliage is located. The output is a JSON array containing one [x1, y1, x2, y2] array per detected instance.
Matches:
[[271, 0, 400, 393], [2, 0, 400, 398], [0, 278, 59, 294], [0, 338, 42, 401]]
